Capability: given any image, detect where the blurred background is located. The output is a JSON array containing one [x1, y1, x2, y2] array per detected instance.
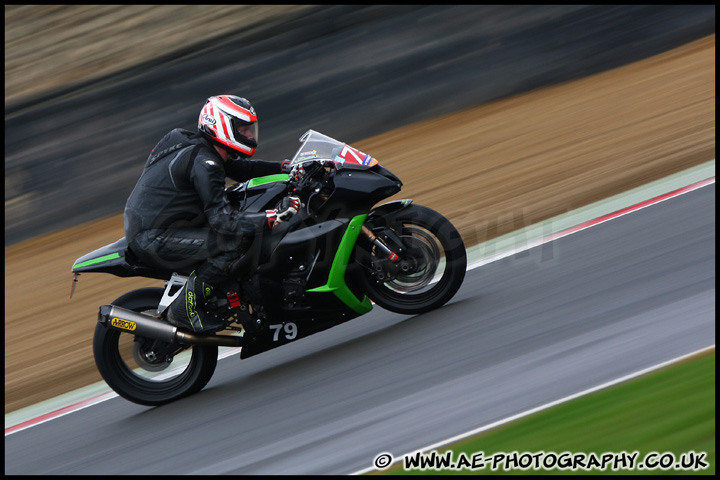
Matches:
[[5, 5, 715, 245], [4, 5, 715, 414]]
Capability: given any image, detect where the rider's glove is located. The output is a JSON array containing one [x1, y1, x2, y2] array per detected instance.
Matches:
[[280, 160, 292, 174], [265, 196, 301, 230]]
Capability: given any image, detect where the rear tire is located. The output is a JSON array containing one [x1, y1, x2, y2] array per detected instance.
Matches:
[[93, 287, 218, 406], [357, 204, 466, 315]]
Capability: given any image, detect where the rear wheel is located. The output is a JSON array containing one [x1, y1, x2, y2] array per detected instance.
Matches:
[[356, 204, 466, 315], [93, 287, 218, 406]]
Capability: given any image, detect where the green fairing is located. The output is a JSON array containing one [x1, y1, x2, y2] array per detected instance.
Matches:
[[73, 252, 121, 269], [307, 214, 373, 314], [247, 174, 289, 188]]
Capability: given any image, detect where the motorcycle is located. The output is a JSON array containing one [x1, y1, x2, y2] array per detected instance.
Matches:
[[71, 130, 467, 406]]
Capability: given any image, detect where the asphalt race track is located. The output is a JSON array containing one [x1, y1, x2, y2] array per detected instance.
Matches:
[[4, 182, 714, 474]]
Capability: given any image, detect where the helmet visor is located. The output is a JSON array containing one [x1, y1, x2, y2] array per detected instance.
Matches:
[[233, 120, 258, 148]]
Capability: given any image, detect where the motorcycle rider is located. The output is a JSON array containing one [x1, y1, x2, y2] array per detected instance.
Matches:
[[124, 95, 299, 333]]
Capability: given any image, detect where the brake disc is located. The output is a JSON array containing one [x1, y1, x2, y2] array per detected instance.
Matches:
[[132, 339, 173, 372], [385, 228, 440, 292]]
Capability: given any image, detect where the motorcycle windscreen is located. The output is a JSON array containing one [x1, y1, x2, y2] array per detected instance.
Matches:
[[291, 130, 378, 167]]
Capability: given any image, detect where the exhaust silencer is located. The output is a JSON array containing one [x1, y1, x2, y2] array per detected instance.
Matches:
[[98, 304, 242, 347]]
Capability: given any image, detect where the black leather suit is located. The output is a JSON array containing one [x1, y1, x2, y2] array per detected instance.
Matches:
[[124, 128, 280, 284]]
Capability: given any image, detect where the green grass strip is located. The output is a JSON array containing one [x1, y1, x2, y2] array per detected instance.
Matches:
[[378, 351, 715, 475]]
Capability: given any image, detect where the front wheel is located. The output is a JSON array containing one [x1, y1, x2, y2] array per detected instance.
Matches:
[[356, 204, 466, 315], [93, 287, 218, 406]]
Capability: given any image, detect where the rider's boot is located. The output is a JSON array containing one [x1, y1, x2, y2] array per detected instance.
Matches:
[[166, 270, 227, 333]]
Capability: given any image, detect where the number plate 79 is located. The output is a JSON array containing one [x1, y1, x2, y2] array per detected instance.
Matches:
[[269, 323, 298, 342]]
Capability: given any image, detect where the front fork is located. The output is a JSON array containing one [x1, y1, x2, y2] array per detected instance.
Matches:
[[361, 225, 402, 262], [361, 225, 417, 282]]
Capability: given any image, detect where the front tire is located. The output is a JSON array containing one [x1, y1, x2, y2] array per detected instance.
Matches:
[[93, 287, 218, 406], [357, 204, 466, 315]]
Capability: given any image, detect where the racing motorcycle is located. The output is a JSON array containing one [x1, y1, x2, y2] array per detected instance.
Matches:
[[71, 130, 467, 406]]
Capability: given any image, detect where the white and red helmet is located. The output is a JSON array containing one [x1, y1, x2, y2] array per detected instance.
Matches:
[[198, 95, 259, 158]]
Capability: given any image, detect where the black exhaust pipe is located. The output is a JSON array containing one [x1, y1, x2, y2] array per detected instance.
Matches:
[[98, 305, 242, 347]]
